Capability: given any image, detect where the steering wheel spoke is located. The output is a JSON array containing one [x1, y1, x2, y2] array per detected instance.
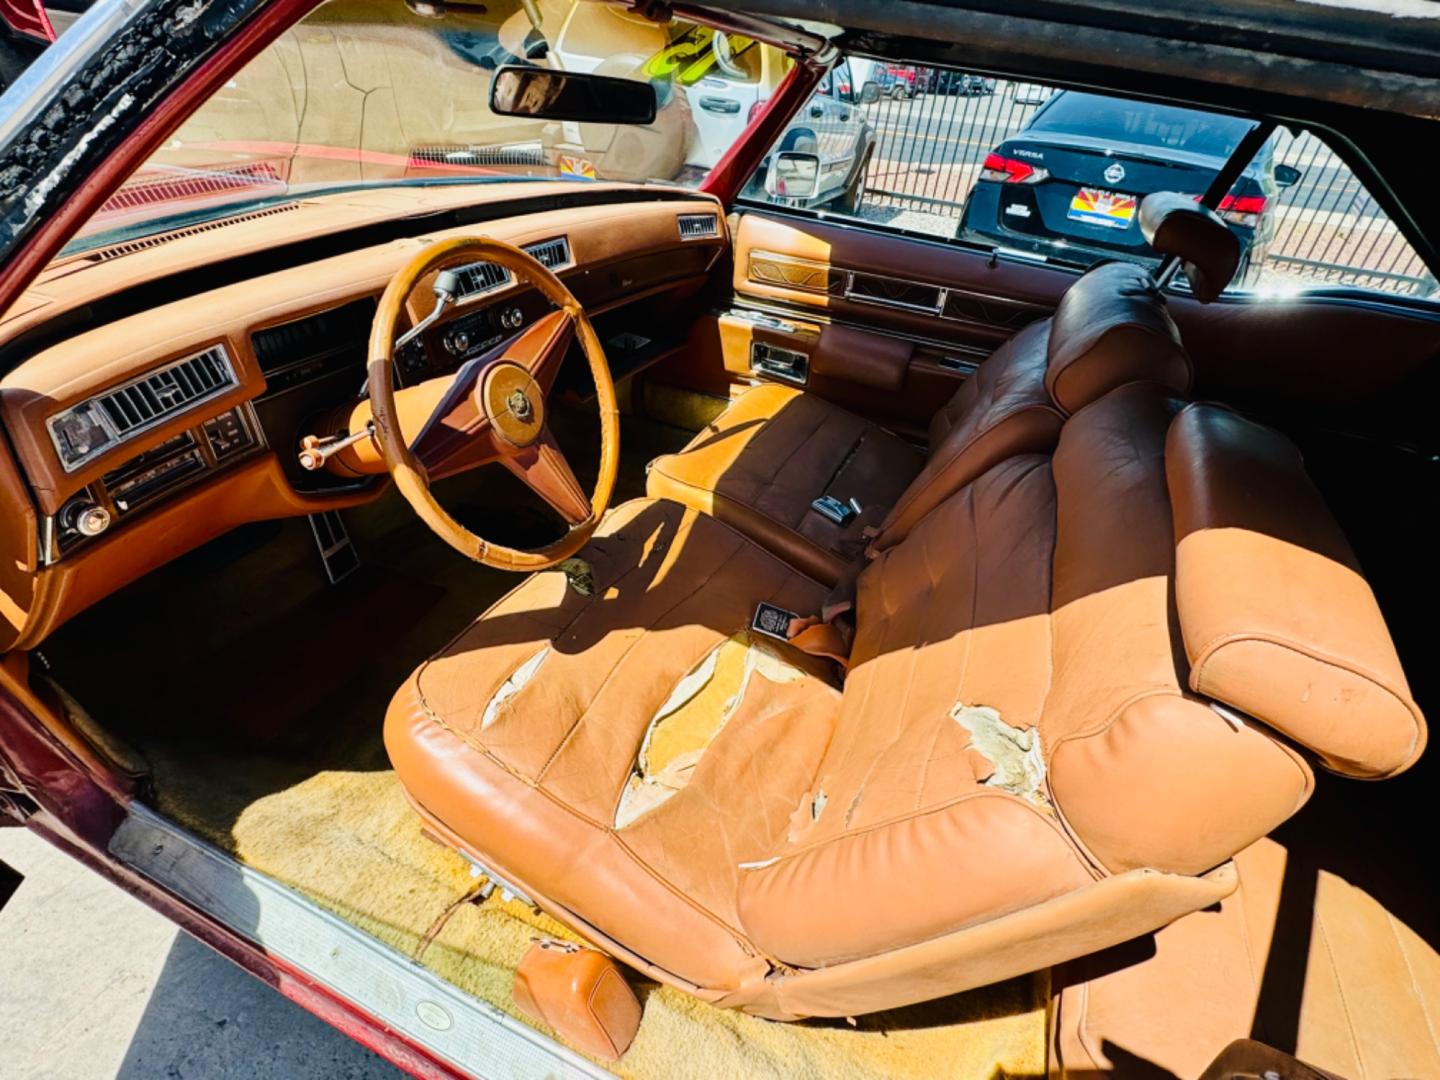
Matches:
[[504, 308, 578, 396], [408, 358, 503, 481], [365, 235, 620, 570], [500, 426, 593, 526]]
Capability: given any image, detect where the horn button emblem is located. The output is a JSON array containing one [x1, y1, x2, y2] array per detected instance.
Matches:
[[480, 361, 545, 448], [507, 387, 534, 424]]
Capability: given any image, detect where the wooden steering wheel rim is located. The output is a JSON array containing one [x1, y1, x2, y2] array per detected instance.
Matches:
[[367, 236, 620, 571]]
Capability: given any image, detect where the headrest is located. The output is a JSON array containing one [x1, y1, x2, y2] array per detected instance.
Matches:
[[1166, 403, 1426, 779], [1044, 261, 1192, 416], [1139, 192, 1241, 302]]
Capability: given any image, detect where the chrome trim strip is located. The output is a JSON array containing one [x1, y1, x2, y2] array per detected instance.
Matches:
[[111, 804, 611, 1080], [747, 250, 1052, 319], [844, 272, 945, 315], [728, 299, 997, 357]]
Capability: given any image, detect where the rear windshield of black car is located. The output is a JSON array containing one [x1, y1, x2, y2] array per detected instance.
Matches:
[[1028, 93, 1252, 158]]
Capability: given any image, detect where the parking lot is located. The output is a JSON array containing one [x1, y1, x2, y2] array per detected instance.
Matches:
[[828, 84, 1433, 296]]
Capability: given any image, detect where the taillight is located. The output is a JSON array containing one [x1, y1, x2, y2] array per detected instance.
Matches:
[[1192, 192, 1268, 227], [748, 99, 768, 124], [978, 152, 1048, 184]]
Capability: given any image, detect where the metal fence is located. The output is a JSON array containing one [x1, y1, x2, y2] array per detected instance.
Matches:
[[846, 68, 1436, 299]]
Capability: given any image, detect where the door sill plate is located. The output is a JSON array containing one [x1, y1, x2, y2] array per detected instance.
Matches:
[[110, 804, 610, 1080]]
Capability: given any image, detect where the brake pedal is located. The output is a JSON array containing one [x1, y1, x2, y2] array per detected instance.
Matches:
[[307, 510, 360, 584]]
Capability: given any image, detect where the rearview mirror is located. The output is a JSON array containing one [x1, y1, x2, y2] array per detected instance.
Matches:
[[766, 151, 821, 200], [1275, 163, 1302, 188], [489, 65, 656, 125]]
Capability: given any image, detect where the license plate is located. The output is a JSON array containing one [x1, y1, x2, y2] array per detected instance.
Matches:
[[1068, 187, 1137, 229]]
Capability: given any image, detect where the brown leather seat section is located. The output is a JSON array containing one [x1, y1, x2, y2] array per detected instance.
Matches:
[[387, 384, 1423, 1020], [647, 261, 1191, 581]]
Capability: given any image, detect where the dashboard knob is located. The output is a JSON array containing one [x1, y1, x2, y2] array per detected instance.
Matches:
[[502, 307, 522, 330], [63, 501, 111, 538], [445, 328, 471, 355]]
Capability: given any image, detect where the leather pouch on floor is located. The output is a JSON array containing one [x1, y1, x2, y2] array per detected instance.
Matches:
[[512, 939, 641, 1062]]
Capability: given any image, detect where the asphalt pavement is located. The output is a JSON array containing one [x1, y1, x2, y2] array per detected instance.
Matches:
[[0, 827, 406, 1080]]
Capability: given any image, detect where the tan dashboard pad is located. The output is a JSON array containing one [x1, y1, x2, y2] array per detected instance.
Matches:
[[367, 236, 618, 570]]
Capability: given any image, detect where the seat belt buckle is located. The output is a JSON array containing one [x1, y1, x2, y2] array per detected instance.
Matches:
[[751, 602, 800, 641], [811, 494, 859, 525]]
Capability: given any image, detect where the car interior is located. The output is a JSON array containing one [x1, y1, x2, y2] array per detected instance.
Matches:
[[1, 1, 1438, 1077]]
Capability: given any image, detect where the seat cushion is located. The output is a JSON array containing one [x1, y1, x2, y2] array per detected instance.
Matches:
[[385, 499, 843, 991], [737, 453, 1095, 968], [645, 383, 923, 584]]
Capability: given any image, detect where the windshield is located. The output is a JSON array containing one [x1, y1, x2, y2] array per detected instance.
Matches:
[[1028, 92, 1253, 158], [62, 0, 787, 255]]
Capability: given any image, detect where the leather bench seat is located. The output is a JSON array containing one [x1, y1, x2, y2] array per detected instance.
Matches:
[[647, 260, 1193, 584], [386, 380, 1425, 1020]]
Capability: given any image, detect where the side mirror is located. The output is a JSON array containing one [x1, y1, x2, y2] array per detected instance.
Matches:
[[859, 82, 880, 104], [767, 151, 821, 200], [489, 64, 657, 125], [1275, 163, 1302, 188]]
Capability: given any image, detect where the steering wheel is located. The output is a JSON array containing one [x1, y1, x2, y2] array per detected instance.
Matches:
[[366, 236, 619, 571]]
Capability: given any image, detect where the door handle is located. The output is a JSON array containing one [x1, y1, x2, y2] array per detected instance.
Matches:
[[699, 97, 742, 115]]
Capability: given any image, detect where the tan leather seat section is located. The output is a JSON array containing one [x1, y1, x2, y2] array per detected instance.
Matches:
[[648, 261, 1191, 577], [388, 382, 1423, 1018], [1167, 403, 1425, 778], [875, 262, 1190, 550], [644, 383, 923, 583]]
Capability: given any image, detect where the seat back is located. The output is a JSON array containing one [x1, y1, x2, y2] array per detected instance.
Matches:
[[874, 261, 1192, 549]]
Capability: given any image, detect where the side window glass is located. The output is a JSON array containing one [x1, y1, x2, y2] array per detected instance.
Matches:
[[1218, 129, 1437, 300], [741, 63, 1437, 304]]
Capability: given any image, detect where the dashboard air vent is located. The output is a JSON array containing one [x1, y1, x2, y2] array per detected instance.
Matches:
[[453, 260, 513, 298], [677, 213, 719, 239], [451, 237, 572, 299], [524, 236, 572, 270], [98, 347, 235, 435], [47, 345, 238, 471]]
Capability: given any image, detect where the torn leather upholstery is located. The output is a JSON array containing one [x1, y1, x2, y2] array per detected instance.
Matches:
[[387, 384, 1422, 1020]]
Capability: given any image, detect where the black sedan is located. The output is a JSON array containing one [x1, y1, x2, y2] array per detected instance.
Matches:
[[958, 91, 1299, 282]]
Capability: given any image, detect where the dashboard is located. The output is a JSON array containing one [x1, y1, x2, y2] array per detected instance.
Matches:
[[0, 182, 726, 650]]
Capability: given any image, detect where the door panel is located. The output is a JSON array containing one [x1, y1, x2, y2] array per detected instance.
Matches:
[[733, 212, 1061, 350], [647, 209, 1439, 450]]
